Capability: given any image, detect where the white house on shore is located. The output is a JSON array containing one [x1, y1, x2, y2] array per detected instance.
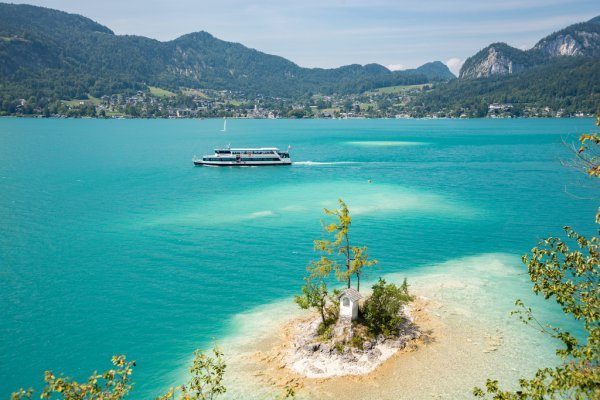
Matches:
[[338, 288, 362, 321]]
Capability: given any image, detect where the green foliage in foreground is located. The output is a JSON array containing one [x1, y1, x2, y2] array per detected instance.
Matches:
[[474, 122, 600, 399], [362, 278, 414, 337], [474, 227, 599, 399], [577, 117, 600, 182], [11, 347, 227, 400], [180, 347, 227, 400]]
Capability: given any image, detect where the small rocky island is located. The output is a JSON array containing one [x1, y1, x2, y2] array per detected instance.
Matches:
[[287, 287, 421, 378], [283, 199, 423, 378], [253, 199, 421, 378]]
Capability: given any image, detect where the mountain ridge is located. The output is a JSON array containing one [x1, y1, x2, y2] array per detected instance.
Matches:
[[0, 3, 597, 118], [459, 16, 600, 79], [0, 2, 454, 101]]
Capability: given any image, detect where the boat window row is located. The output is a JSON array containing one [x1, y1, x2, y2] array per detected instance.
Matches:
[[203, 157, 283, 162], [277, 153, 290, 158], [230, 150, 276, 154], [204, 157, 236, 161]]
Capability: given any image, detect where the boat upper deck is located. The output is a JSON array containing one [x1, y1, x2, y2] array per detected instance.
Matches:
[[214, 148, 282, 154]]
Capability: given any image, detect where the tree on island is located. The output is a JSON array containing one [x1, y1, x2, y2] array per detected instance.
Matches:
[[295, 199, 378, 325], [474, 117, 600, 399], [313, 198, 377, 291], [294, 276, 329, 324], [349, 245, 377, 292]]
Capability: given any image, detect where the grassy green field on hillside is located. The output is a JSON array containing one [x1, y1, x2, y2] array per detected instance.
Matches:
[[149, 86, 177, 98], [365, 84, 427, 95]]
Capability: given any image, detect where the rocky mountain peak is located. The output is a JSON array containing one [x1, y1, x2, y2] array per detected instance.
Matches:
[[459, 43, 527, 79], [534, 30, 600, 57], [533, 16, 600, 58], [460, 15, 600, 80]]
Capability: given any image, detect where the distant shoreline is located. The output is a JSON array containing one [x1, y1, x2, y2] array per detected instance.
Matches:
[[0, 115, 595, 120]]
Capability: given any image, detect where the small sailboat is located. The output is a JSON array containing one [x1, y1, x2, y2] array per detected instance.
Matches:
[[221, 118, 227, 132]]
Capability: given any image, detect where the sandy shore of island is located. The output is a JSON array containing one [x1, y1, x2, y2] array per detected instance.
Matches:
[[249, 296, 438, 394], [223, 295, 507, 399], [218, 254, 560, 399]]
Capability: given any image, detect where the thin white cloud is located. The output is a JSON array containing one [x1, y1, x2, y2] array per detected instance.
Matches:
[[386, 64, 406, 71], [445, 58, 464, 76]]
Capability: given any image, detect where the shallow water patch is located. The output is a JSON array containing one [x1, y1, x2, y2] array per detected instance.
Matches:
[[146, 180, 480, 227], [345, 140, 429, 147]]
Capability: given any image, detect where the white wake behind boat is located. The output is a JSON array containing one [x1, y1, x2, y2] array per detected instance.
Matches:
[[193, 147, 292, 166]]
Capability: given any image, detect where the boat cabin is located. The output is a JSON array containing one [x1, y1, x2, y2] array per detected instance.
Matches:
[[214, 148, 288, 156]]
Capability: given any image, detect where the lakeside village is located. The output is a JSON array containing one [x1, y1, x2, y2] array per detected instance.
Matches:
[[5, 84, 595, 120]]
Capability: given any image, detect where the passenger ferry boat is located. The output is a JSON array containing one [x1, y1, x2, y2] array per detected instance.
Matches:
[[193, 147, 292, 166]]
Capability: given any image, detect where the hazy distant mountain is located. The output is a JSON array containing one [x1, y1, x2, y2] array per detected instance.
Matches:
[[0, 3, 453, 100], [459, 16, 600, 79], [412, 61, 457, 81]]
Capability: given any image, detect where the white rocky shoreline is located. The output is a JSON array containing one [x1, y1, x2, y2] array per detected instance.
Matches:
[[285, 305, 422, 378]]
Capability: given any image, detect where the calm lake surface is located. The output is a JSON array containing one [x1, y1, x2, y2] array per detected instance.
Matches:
[[0, 118, 598, 398]]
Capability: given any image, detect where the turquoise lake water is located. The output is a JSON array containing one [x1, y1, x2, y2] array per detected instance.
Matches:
[[0, 118, 598, 398]]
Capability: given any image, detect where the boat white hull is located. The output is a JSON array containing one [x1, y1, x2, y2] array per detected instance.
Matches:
[[193, 147, 291, 167], [194, 160, 291, 166]]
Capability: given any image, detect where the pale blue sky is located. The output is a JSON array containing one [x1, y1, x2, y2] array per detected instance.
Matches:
[[15, 0, 600, 74]]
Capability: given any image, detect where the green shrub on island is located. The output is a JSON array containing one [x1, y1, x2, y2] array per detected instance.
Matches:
[[362, 278, 414, 337], [349, 334, 365, 349]]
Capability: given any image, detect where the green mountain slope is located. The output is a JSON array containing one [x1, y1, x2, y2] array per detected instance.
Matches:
[[416, 57, 600, 116], [413, 61, 457, 81], [0, 3, 453, 103]]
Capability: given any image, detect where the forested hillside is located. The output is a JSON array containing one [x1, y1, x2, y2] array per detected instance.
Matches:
[[415, 57, 600, 117], [0, 2, 597, 118], [0, 3, 453, 108]]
